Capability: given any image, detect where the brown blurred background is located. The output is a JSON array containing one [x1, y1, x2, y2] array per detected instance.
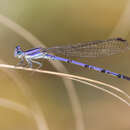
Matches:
[[0, 0, 129, 130]]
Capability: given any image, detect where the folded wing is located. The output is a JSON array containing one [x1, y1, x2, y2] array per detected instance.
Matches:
[[43, 38, 128, 57]]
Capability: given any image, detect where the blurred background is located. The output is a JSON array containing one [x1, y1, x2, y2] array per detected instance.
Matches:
[[0, 0, 129, 130]]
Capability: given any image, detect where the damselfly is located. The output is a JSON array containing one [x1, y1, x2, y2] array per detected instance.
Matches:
[[14, 38, 130, 81]]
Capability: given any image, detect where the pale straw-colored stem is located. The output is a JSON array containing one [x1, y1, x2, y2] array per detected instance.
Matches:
[[110, 1, 130, 38], [0, 98, 32, 117], [0, 64, 129, 106], [1, 64, 129, 99], [0, 60, 49, 130], [68, 78, 130, 106]]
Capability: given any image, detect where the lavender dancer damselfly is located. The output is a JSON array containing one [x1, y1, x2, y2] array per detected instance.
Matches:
[[14, 38, 130, 81]]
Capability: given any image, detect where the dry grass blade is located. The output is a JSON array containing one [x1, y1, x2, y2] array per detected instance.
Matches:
[[0, 98, 32, 117], [0, 60, 49, 130], [110, 1, 130, 38], [0, 64, 129, 106], [68, 78, 130, 106]]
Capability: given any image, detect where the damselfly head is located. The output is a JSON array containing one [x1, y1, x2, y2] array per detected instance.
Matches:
[[14, 45, 24, 58]]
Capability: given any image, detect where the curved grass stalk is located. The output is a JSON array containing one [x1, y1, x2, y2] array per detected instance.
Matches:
[[0, 15, 85, 130], [0, 60, 49, 130], [0, 64, 129, 106], [0, 98, 32, 117], [110, 1, 130, 38], [68, 78, 130, 106], [1, 64, 129, 100], [81, 79, 130, 99], [0, 97, 52, 129]]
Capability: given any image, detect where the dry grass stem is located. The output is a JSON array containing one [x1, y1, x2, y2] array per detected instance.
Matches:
[[0, 64, 129, 107], [68, 78, 130, 106], [0, 98, 32, 117]]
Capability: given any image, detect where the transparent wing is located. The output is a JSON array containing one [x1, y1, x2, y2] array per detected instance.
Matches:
[[43, 38, 128, 57]]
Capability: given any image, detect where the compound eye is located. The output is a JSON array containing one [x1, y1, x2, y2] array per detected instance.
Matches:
[[17, 51, 22, 55]]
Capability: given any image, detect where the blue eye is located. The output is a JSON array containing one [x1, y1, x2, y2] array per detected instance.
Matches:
[[17, 51, 22, 55]]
